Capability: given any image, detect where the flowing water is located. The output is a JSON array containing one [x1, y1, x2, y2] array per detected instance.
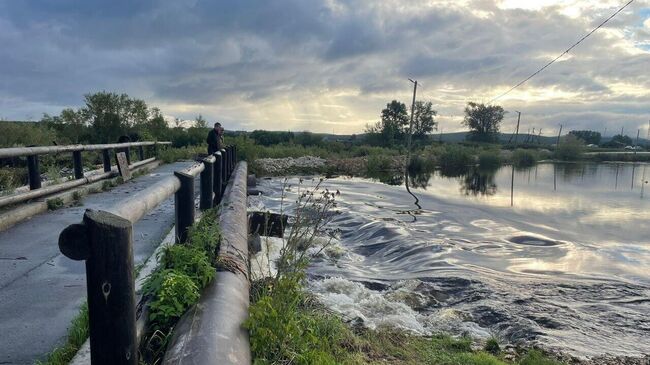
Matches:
[[249, 162, 650, 358]]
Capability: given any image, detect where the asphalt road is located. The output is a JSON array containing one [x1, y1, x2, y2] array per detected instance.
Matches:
[[0, 161, 194, 365]]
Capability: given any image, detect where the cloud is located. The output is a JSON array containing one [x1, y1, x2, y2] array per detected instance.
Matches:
[[0, 0, 649, 136]]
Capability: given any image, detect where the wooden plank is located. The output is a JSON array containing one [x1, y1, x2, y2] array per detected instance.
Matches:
[[115, 152, 132, 180]]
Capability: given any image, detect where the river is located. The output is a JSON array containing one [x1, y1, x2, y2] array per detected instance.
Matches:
[[249, 162, 650, 358]]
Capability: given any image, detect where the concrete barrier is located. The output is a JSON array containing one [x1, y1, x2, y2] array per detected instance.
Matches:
[[163, 162, 250, 365]]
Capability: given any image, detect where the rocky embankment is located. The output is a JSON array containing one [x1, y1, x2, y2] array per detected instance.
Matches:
[[252, 155, 406, 176]]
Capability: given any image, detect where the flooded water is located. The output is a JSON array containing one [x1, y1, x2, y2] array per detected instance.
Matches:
[[249, 162, 650, 358]]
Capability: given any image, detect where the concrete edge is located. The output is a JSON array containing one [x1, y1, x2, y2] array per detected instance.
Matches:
[[0, 160, 161, 233], [163, 161, 250, 365]]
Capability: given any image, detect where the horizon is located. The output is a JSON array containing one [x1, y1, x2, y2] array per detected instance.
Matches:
[[1, 1, 649, 136]]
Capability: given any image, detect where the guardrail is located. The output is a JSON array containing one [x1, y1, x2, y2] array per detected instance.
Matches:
[[0, 141, 172, 208], [57, 145, 237, 365]]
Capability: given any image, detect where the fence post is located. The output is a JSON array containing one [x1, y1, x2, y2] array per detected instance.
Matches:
[[125, 147, 131, 165], [226, 146, 232, 178], [26, 154, 42, 190], [174, 171, 194, 244], [59, 209, 137, 365], [153, 143, 159, 158], [73, 150, 84, 179], [220, 149, 227, 187], [102, 149, 112, 172], [213, 152, 223, 205], [138, 146, 145, 161], [200, 158, 214, 211]]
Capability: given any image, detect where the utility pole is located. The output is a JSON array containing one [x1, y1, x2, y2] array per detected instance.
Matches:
[[621, 126, 625, 137], [556, 124, 563, 147], [537, 128, 542, 144], [635, 129, 640, 156], [406, 78, 418, 172], [508, 111, 521, 145]]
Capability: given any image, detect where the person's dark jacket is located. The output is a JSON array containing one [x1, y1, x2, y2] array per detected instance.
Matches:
[[207, 129, 219, 154]]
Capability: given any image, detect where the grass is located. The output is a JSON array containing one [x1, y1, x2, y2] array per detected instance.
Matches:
[[478, 150, 501, 169], [35, 303, 89, 365], [140, 208, 221, 363], [47, 197, 65, 210]]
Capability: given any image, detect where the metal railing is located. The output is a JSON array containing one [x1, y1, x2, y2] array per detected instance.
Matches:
[[57, 145, 237, 365], [0, 141, 172, 208]]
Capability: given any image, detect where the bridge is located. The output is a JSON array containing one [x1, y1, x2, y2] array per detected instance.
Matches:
[[0, 142, 249, 365]]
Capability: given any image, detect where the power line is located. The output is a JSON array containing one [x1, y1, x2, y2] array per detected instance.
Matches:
[[489, 0, 635, 104]]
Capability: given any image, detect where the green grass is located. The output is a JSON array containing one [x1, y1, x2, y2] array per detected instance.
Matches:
[[46, 197, 65, 210], [511, 149, 538, 167], [140, 208, 221, 363], [478, 150, 501, 169], [35, 303, 89, 365]]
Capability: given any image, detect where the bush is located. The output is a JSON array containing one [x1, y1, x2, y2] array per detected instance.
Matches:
[[367, 154, 394, 172], [47, 197, 65, 210], [478, 151, 501, 169], [512, 149, 538, 167], [439, 144, 474, 175], [555, 135, 585, 161], [484, 337, 500, 355], [146, 270, 199, 329]]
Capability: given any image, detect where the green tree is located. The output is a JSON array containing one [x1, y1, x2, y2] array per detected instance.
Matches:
[[412, 101, 437, 139], [555, 134, 585, 160], [603, 134, 633, 148], [365, 100, 409, 147], [194, 114, 207, 129], [462, 102, 504, 142], [568, 130, 601, 145]]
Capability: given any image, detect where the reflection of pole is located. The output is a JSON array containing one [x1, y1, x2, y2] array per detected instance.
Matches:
[[553, 164, 557, 191], [615, 164, 619, 190], [510, 164, 515, 207], [635, 129, 640, 156], [641, 165, 647, 198], [631, 164, 636, 190]]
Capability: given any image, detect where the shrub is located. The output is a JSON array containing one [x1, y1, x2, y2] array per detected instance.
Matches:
[[146, 270, 199, 329], [512, 149, 538, 167], [439, 144, 474, 175], [159, 245, 214, 288], [484, 336, 500, 355], [555, 135, 585, 161], [478, 151, 501, 169], [367, 154, 394, 173], [47, 197, 65, 210]]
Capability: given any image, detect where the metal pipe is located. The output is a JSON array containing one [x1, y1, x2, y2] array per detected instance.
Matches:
[[200, 157, 214, 211]]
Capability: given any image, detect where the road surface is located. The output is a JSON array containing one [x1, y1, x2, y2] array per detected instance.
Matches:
[[0, 161, 194, 365]]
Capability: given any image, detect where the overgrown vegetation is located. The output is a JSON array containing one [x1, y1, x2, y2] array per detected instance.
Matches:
[[46, 197, 65, 210], [512, 149, 538, 167], [140, 208, 221, 363]]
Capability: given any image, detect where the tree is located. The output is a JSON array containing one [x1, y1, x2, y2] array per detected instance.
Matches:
[[80, 92, 151, 142], [555, 134, 585, 160], [603, 134, 633, 148], [568, 130, 601, 145], [365, 100, 409, 147], [412, 101, 437, 139], [462, 102, 504, 142], [194, 114, 208, 129]]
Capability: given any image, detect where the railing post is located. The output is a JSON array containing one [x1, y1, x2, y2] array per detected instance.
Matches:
[[138, 146, 145, 161], [213, 152, 223, 205], [26, 154, 42, 190], [59, 209, 137, 365], [73, 150, 84, 179], [226, 146, 232, 178], [125, 147, 131, 165], [153, 143, 159, 158], [220, 149, 227, 187], [174, 171, 194, 244], [200, 158, 214, 211], [102, 149, 112, 172]]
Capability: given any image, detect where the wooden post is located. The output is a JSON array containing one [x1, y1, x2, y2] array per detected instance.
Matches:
[[59, 209, 137, 365], [125, 147, 131, 165], [73, 150, 84, 179], [213, 152, 223, 205], [200, 158, 214, 211], [102, 149, 112, 173], [174, 171, 194, 244], [220, 149, 227, 186], [26, 154, 42, 190], [138, 146, 145, 161], [153, 143, 159, 158]]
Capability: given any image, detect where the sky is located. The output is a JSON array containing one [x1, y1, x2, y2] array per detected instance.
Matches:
[[0, 0, 649, 137]]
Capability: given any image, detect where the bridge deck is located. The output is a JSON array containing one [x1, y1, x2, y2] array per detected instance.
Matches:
[[0, 161, 195, 365]]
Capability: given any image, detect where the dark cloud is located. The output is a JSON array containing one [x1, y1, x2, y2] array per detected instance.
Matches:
[[0, 0, 649, 134]]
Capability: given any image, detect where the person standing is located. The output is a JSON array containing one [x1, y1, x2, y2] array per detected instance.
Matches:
[[206, 122, 224, 154]]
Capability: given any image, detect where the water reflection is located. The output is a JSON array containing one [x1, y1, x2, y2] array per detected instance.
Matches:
[[459, 168, 498, 197]]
